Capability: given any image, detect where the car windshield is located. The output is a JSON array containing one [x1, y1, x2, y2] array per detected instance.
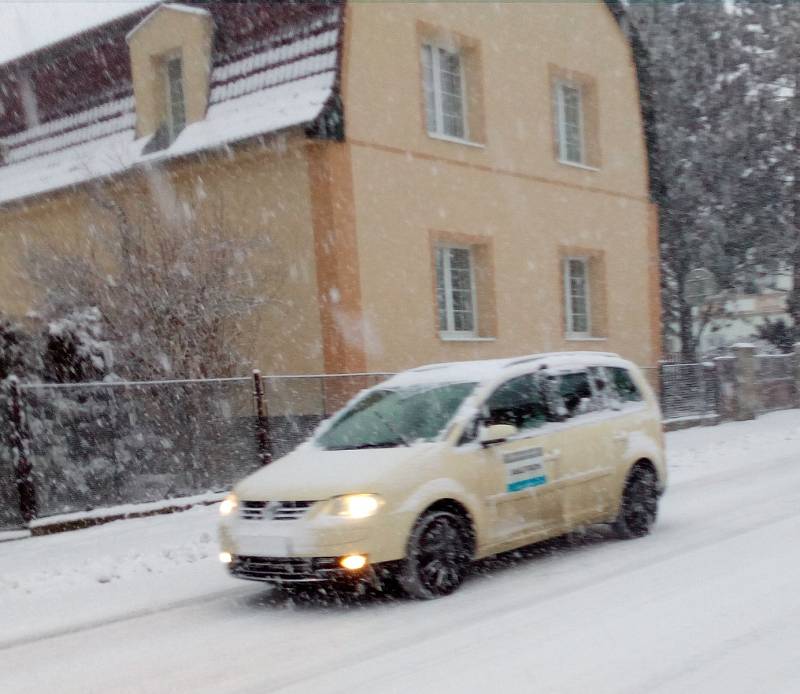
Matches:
[[316, 382, 477, 451]]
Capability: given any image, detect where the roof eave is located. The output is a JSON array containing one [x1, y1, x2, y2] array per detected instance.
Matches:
[[0, 122, 317, 212]]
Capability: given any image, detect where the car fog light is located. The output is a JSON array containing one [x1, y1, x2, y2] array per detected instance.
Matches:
[[339, 554, 367, 571], [219, 552, 232, 564]]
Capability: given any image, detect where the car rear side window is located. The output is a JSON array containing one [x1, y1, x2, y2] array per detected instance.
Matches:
[[485, 374, 548, 432], [609, 367, 643, 402], [557, 371, 594, 417]]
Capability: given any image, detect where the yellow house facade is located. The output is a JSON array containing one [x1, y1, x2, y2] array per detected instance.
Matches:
[[0, 1, 660, 378]]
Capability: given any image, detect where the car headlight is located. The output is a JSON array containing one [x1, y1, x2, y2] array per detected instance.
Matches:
[[219, 493, 238, 517], [329, 493, 383, 519]]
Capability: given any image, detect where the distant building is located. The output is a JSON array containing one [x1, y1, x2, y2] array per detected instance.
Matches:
[[0, 0, 660, 375], [701, 273, 792, 354]]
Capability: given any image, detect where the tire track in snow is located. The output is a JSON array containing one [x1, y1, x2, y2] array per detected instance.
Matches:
[[0, 585, 251, 652]]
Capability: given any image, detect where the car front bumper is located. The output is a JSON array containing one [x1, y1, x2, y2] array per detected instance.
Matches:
[[219, 507, 415, 566]]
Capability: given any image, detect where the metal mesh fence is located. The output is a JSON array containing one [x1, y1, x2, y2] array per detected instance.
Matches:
[[756, 354, 796, 413], [0, 383, 24, 530], [263, 373, 393, 457], [1, 373, 393, 523], [2, 359, 794, 525], [21, 378, 261, 519], [659, 362, 719, 421]]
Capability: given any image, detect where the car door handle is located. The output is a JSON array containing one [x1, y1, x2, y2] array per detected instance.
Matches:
[[544, 449, 561, 462], [612, 432, 628, 442]]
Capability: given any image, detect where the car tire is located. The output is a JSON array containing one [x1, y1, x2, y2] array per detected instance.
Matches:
[[613, 465, 659, 539], [399, 509, 474, 599]]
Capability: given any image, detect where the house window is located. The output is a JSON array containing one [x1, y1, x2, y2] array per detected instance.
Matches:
[[422, 44, 467, 140], [555, 81, 584, 165], [164, 55, 186, 142], [436, 246, 477, 336], [564, 257, 590, 336]]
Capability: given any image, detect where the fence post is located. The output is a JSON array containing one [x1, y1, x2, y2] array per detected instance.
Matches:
[[700, 362, 714, 416], [714, 356, 733, 421], [8, 377, 37, 523], [794, 343, 800, 409], [252, 369, 272, 466], [732, 344, 757, 421]]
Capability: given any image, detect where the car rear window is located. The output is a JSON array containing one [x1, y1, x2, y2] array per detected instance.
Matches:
[[609, 367, 643, 402]]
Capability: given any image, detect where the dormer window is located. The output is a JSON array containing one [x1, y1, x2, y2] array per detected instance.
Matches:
[[127, 4, 213, 145], [164, 54, 186, 142]]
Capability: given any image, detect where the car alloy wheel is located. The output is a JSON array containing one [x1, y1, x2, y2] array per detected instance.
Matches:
[[401, 510, 473, 599]]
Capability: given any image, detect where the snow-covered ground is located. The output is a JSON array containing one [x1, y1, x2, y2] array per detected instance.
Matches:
[[2, 410, 800, 693]]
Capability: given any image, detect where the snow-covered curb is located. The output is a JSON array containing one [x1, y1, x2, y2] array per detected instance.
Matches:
[[29, 491, 226, 535], [0, 529, 32, 542]]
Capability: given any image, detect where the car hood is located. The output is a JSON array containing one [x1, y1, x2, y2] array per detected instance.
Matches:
[[233, 442, 441, 501]]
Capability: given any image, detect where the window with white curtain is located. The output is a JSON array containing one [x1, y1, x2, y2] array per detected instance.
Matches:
[[436, 246, 477, 336], [564, 257, 590, 336], [422, 43, 468, 140], [555, 81, 584, 164]]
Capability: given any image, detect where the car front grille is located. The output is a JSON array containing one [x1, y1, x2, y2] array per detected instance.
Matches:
[[231, 555, 342, 583], [239, 500, 315, 521]]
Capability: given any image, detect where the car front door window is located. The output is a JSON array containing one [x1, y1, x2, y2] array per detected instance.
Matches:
[[485, 374, 548, 432]]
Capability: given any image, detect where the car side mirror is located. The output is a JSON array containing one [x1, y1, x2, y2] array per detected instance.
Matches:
[[480, 423, 517, 447]]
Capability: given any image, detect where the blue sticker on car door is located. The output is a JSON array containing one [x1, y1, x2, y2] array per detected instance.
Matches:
[[503, 447, 547, 492]]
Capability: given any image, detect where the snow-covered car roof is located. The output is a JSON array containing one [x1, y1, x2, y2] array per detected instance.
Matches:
[[382, 351, 634, 390]]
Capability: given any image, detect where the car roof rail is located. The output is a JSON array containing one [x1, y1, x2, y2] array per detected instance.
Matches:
[[503, 351, 621, 368]]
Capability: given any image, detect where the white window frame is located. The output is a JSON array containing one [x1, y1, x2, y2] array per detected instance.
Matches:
[[163, 52, 186, 143], [555, 79, 585, 165], [421, 42, 469, 142], [437, 245, 478, 339], [564, 256, 591, 338]]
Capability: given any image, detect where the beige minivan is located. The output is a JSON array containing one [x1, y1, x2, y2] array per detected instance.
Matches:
[[219, 352, 666, 598]]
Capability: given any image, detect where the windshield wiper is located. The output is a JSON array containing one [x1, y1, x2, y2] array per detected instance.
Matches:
[[372, 410, 411, 447]]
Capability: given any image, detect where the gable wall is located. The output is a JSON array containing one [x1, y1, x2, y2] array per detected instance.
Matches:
[[340, 0, 660, 371]]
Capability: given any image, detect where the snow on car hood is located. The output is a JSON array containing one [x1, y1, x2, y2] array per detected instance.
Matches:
[[233, 442, 441, 501]]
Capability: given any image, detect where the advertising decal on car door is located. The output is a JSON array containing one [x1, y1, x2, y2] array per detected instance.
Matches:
[[504, 447, 547, 492]]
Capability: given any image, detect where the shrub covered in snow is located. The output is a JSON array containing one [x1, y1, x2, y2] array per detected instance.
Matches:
[[43, 307, 114, 383]]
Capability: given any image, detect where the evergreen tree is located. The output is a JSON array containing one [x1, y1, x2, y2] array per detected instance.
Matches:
[[628, 0, 797, 357]]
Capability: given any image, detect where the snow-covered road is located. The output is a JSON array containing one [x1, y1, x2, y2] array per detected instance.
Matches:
[[2, 411, 800, 693]]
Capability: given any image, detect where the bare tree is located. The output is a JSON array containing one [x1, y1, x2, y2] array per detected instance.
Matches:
[[24, 167, 284, 380]]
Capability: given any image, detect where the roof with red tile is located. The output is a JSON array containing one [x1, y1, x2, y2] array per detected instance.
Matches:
[[0, 1, 344, 205]]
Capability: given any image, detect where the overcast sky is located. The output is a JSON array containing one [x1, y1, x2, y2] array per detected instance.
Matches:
[[0, 1, 152, 64]]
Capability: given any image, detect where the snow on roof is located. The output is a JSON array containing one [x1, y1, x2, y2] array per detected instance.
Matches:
[[125, 3, 211, 42], [0, 2, 155, 66], [0, 72, 334, 206], [142, 71, 336, 166], [0, 4, 342, 207]]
